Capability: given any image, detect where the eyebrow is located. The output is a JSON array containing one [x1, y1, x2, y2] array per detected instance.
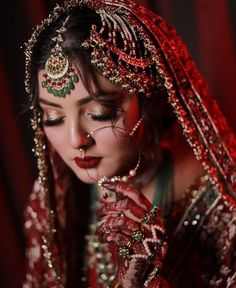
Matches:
[[38, 95, 93, 108]]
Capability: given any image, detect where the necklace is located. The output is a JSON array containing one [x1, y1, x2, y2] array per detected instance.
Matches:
[[82, 186, 116, 287]]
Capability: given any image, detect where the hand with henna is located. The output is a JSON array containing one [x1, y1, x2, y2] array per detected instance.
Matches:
[[96, 181, 168, 288]]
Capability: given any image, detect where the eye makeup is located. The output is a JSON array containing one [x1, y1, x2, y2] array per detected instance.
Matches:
[[38, 91, 126, 127], [41, 109, 65, 127], [86, 103, 124, 122]]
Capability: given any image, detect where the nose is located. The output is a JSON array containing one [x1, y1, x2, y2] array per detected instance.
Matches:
[[68, 120, 91, 149]]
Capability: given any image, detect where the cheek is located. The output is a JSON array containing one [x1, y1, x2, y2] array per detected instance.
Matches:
[[44, 128, 67, 156], [95, 128, 122, 147], [95, 128, 136, 157]]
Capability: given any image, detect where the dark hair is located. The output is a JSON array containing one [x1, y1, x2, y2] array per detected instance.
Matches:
[[30, 6, 176, 144]]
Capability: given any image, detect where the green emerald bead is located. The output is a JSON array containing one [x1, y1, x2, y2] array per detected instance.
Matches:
[[47, 86, 53, 94], [98, 44, 104, 50], [118, 246, 130, 259], [153, 204, 158, 210], [68, 81, 74, 89], [63, 86, 70, 94], [41, 81, 47, 88], [58, 89, 64, 97], [61, 90, 66, 98], [71, 74, 78, 83], [52, 89, 58, 96], [61, 90, 66, 97], [132, 231, 143, 243]]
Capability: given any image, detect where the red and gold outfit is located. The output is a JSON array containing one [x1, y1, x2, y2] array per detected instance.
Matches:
[[23, 0, 236, 287], [23, 173, 236, 287]]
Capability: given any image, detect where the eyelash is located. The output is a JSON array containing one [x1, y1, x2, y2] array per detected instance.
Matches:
[[42, 111, 119, 127], [42, 117, 65, 127], [89, 111, 118, 121]]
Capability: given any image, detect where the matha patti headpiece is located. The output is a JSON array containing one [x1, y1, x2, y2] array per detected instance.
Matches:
[[41, 16, 79, 97], [81, 9, 160, 97]]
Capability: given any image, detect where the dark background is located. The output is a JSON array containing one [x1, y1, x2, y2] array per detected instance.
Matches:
[[0, 0, 235, 287]]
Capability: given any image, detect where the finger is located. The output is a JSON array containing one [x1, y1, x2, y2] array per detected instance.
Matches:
[[99, 186, 117, 204], [96, 214, 115, 236], [98, 231, 130, 246], [96, 198, 146, 222], [103, 182, 152, 211], [96, 214, 139, 237]]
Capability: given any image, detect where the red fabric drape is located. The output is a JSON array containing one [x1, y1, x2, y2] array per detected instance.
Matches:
[[157, 0, 173, 24], [195, 0, 236, 132]]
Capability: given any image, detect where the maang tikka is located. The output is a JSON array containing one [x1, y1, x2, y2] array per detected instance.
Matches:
[[41, 16, 79, 97]]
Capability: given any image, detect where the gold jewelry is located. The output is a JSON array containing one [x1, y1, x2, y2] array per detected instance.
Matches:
[[143, 204, 159, 224], [129, 115, 144, 136], [131, 230, 144, 243], [79, 148, 86, 159], [118, 245, 131, 259], [41, 16, 78, 97]]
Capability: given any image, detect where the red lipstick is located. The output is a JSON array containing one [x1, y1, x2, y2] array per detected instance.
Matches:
[[74, 156, 101, 169]]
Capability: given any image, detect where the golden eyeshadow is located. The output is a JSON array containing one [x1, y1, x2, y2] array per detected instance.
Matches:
[[88, 105, 111, 116], [45, 110, 61, 121]]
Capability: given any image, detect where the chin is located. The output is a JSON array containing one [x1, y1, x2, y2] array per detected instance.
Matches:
[[79, 177, 97, 184], [71, 163, 125, 184], [73, 168, 100, 184]]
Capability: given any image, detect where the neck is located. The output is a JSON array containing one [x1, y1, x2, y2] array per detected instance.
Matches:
[[132, 145, 166, 203]]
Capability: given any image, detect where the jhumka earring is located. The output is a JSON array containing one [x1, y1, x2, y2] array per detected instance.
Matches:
[[41, 16, 79, 97]]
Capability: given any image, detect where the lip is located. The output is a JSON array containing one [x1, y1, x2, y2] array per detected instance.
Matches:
[[74, 156, 102, 169]]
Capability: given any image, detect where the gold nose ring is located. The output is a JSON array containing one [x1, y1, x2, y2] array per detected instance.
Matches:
[[86, 132, 95, 146]]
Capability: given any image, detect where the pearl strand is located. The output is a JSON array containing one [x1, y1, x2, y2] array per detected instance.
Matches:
[[129, 115, 144, 136], [128, 224, 166, 261], [97, 152, 141, 187], [142, 225, 164, 256]]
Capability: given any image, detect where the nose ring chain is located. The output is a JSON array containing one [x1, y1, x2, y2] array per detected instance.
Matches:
[[78, 132, 95, 159], [79, 148, 86, 159], [97, 116, 144, 187]]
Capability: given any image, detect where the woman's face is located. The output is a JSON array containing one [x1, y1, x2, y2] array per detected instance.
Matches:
[[38, 67, 142, 183]]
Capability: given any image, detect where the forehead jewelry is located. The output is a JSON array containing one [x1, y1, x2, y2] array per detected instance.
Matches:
[[41, 16, 79, 98], [82, 10, 159, 98]]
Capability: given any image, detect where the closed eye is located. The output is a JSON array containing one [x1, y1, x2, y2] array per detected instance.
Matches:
[[42, 116, 65, 127], [88, 111, 119, 121]]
